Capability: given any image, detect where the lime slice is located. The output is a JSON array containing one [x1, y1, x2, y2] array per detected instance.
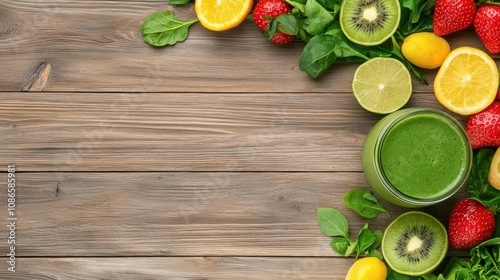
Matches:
[[352, 57, 412, 114]]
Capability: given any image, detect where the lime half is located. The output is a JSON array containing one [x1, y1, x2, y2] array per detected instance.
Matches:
[[352, 57, 412, 114]]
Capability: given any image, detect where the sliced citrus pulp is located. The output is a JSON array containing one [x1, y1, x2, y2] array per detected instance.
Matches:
[[195, 0, 253, 31], [352, 57, 412, 114], [434, 46, 499, 115]]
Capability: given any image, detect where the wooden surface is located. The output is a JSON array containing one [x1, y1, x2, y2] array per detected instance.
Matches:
[[0, 1, 495, 279]]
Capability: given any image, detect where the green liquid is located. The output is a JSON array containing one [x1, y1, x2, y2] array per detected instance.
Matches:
[[380, 114, 468, 199]]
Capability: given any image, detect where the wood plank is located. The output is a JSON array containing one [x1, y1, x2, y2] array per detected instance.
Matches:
[[0, 1, 490, 93], [0, 172, 467, 257], [0, 92, 467, 172], [0, 257, 355, 279]]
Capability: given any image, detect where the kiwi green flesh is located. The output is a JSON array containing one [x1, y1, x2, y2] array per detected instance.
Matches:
[[382, 211, 448, 276], [340, 0, 401, 46]]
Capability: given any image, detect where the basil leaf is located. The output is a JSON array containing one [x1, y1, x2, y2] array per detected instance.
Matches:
[[355, 223, 376, 259], [167, 0, 192, 4], [317, 208, 349, 238], [330, 237, 350, 256], [467, 148, 500, 211], [345, 240, 358, 257], [141, 11, 198, 47], [304, 0, 335, 35], [344, 188, 389, 219]]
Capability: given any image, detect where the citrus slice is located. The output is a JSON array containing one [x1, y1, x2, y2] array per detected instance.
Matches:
[[352, 57, 412, 114], [195, 0, 253, 31], [433, 46, 499, 115]]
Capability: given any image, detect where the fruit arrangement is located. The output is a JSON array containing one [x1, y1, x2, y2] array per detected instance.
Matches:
[[140, 0, 500, 279]]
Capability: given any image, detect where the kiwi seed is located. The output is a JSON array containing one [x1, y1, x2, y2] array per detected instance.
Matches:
[[340, 0, 401, 46]]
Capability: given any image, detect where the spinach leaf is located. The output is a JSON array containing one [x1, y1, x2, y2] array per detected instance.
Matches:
[[387, 270, 439, 280], [304, 0, 335, 35], [299, 32, 370, 78], [343, 188, 389, 219], [317, 208, 349, 238], [141, 11, 198, 47], [396, 0, 435, 39], [467, 148, 500, 212], [167, 0, 192, 4]]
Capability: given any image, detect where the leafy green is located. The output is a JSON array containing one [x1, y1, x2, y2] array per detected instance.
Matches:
[[141, 11, 198, 47], [303, 0, 335, 35], [317, 208, 349, 238], [343, 188, 389, 219], [167, 0, 192, 4], [396, 0, 435, 39], [438, 238, 500, 280], [467, 148, 500, 213], [317, 208, 383, 260]]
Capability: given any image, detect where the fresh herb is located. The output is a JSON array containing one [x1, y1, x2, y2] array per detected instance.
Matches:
[[317, 208, 383, 260], [141, 11, 198, 47], [387, 270, 440, 280], [467, 148, 500, 213], [343, 188, 389, 219], [396, 0, 435, 39]]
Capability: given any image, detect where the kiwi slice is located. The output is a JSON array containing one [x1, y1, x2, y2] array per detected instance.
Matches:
[[340, 0, 401, 46], [382, 211, 448, 276]]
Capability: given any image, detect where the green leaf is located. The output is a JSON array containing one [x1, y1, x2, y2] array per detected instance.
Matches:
[[167, 0, 192, 4], [265, 18, 279, 39], [330, 237, 350, 255], [276, 14, 299, 35], [304, 0, 335, 35], [141, 11, 198, 47], [317, 208, 349, 238], [355, 223, 376, 259], [467, 148, 500, 212], [343, 188, 389, 219]]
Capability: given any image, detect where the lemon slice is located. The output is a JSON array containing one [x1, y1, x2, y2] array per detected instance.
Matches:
[[352, 57, 412, 114], [434, 46, 499, 115], [195, 0, 253, 31]]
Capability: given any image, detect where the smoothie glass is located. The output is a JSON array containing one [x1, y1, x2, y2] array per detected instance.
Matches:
[[362, 108, 472, 208]]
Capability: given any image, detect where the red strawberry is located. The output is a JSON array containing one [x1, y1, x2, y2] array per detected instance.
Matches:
[[448, 199, 496, 249], [253, 0, 293, 44], [466, 101, 500, 149], [433, 0, 476, 36], [474, 5, 500, 54]]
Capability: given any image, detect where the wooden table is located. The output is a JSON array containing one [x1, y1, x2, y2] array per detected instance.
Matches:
[[0, 1, 492, 279]]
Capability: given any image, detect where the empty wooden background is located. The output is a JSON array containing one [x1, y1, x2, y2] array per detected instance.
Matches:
[[0, 0, 492, 279]]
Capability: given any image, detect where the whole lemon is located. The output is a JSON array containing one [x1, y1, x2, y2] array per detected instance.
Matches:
[[401, 32, 450, 69], [345, 257, 387, 280]]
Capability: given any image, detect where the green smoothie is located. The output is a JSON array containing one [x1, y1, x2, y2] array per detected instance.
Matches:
[[362, 108, 472, 208], [380, 113, 468, 199]]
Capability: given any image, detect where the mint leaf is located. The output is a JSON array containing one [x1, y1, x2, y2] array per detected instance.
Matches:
[[317, 208, 349, 238], [141, 11, 198, 47], [344, 188, 389, 219]]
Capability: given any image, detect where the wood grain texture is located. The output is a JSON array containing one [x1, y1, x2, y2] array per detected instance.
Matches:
[[0, 92, 467, 172], [0, 172, 466, 257], [0, 1, 492, 93], [0, 257, 355, 279]]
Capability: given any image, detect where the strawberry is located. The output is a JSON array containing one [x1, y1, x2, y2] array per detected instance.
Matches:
[[465, 101, 500, 149], [433, 0, 476, 36], [474, 5, 500, 54], [253, 0, 293, 44], [448, 199, 496, 249]]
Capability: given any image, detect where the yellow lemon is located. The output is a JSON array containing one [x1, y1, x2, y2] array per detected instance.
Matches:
[[434, 46, 499, 115], [402, 32, 450, 69], [488, 148, 500, 190], [195, 0, 253, 31], [345, 257, 387, 280]]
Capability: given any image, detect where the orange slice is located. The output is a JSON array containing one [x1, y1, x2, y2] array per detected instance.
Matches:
[[433, 46, 499, 115], [195, 0, 253, 31]]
